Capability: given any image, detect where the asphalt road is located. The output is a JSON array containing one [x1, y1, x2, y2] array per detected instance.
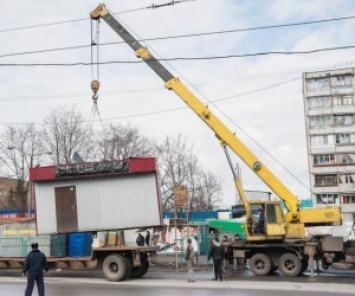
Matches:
[[0, 270, 354, 296]]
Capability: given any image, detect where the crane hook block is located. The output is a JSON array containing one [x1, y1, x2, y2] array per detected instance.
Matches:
[[91, 80, 100, 93], [91, 80, 100, 103]]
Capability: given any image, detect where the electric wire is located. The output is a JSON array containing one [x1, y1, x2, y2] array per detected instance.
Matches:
[[1, 45, 355, 67], [0, 60, 352, 103], [0, 0, 194, 33], [0, 76, 299, 125], [1, 14, 355, 59]]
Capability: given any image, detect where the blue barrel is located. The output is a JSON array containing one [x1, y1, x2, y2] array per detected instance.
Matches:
[[68, 232, 92, 257]]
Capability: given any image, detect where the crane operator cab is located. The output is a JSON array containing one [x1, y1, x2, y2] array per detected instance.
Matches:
[[245, 201, 286, 241]]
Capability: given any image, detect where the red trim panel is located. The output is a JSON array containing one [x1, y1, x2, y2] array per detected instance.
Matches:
[[129, 158, 156, 173]]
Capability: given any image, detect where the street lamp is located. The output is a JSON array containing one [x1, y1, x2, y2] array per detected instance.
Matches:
[[7, 145, 52, 218]]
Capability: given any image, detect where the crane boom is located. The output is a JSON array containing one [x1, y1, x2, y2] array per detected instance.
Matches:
[[90, 4, 341, 227]]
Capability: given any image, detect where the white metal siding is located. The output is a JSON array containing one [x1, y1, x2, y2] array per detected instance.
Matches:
[[35, 173, 161, 235]]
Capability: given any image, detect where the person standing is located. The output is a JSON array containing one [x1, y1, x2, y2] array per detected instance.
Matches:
[[208, 237, 225, 281], [145, 231, 151, 246], [185, 238, 195, 282], [256, 208, 265, 233], [22, 242, 49, 296], [136, 233, 145, 246]]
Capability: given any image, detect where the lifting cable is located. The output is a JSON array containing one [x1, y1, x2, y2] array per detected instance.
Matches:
[[90, 18, 100, 103], [90, 18, 105, 131], [87, 0, 195, 131]]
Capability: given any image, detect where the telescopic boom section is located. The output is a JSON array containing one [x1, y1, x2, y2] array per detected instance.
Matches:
[[90, 4, 300, 218]]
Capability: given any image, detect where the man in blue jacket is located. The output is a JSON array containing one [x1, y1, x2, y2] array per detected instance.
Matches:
[[22, 242, 49, 296]]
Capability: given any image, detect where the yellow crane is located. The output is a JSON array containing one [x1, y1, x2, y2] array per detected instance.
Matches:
[[90, 4, 341, 242]]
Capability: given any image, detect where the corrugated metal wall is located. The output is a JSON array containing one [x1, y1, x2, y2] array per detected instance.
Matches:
[[35, 173, 161, 235]]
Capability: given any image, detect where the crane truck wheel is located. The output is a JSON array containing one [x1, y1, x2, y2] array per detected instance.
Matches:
[[279, 253, 302, 277], [102, 254, 129, 281], [129, 258, 150, 278], [249, 253, 272, 276]]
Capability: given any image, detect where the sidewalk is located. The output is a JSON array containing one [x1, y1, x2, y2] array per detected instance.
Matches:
[[149, 254, 212, 271]]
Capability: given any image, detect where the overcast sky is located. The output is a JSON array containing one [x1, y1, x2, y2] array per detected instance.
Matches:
[[1, 0, 355, 207]]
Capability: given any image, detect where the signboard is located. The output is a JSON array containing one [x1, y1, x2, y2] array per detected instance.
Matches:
[[55, 159, 129, 178], [280, 199, 313, 210], [174, 185, 187, 207]]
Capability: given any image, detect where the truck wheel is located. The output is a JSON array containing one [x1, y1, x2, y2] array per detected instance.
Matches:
[[102, 254, 129, 281], [249, 253, 272, 276], [279, 253, 302, 277], [129, 258, 149, 278]]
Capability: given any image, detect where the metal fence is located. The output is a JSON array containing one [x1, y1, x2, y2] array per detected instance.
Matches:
[[0, 236, 51, 257]]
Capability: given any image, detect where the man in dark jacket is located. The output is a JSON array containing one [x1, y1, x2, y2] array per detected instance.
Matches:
[[22, 242, 49, 296], [145, 231, 151, 246], [208, 237, 225, 281], [136, 233, 145, 246]]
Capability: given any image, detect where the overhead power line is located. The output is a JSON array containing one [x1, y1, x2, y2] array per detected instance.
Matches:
[[1, 45, 354, 67], [0, 0, 194, 33], [0, 77, 299, 125], [1, 14, 355, 59]]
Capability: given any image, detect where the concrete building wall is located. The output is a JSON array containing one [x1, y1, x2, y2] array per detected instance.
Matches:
[[303, 67, 355, 223]]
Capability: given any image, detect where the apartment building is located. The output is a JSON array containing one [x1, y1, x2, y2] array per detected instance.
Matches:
[[303, 67, 355, 226]]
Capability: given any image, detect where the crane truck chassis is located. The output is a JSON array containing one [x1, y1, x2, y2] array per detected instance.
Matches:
[[228, 234, 355, 277], [89, 4, 355, 277]]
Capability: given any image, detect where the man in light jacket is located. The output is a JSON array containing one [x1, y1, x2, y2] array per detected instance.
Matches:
[[185, 238, 195, 282]]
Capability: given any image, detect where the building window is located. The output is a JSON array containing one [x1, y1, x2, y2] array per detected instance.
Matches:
[[308, 96, 331, 109], [316, 193, 338, 205], [336, 153, 355, 164], [336, 134, 350, 144], [315, 175, 337, 186], [332, 75, 352, 89], [333, 95, 353, 105], [342, 195, 355, 204], [310, 115, 333, 128], [338, 173, 355, 184], [307, 78, 330, 90], [313, 154, 335, 165], [310, 135, 335, 147], [334, 114, 354, 126]]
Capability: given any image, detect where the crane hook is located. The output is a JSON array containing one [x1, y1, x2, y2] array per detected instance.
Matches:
[[91, 80, 100, 104]]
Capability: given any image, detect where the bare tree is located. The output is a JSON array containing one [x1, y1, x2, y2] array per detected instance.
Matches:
[[94, 123, 156, 160], [0, 124, 47, 216], [194, 171, 223, 211], [42, 106, 94, 164], [156, 135, 223, 212]]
